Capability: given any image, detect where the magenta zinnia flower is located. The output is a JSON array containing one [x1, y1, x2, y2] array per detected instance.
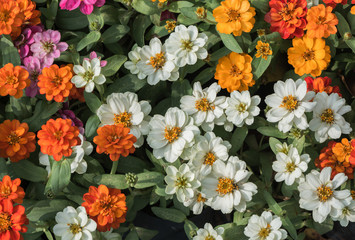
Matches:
[[23, 56, 44, 98], [30, 30, 68, 67], [59, 0, 105, 15], [14, 25, 44, 61]]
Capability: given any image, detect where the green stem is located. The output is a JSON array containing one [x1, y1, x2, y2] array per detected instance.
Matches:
[[44, 229, 54, 240], [258, 135, 265, 150], [110, 161, 118, 174]]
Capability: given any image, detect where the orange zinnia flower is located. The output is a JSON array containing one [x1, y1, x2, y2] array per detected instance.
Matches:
[[37, 64, 73, 103], [304, 76, 341, 97], [0, 199, 28, 240], [214, 52, 254, 92], [93, 124, 137, 162], [287, 34, 331, 77], [0, 0, 22, 36], [333, 138, 355, 165], [37, 118, 81, 161], [213, 0, 256, 36], [0, 176, 25, 204], [315, 141, 355, 179], [264, 0, 307, 39], [306, 5, 338, 39], [255, 41, 272, 60], [82, 185, 127, 232], [0, 63, 30, 99], [0, 120, 36, 162]]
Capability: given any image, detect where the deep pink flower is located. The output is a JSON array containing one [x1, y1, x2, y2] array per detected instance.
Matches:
[[83, 51, 107, 67], [59, 0, 105, 15], [30, 30, 68, 67], [57, 102, 85, 135], [14, 25, 44, 60], [23, 56, 43, 98]]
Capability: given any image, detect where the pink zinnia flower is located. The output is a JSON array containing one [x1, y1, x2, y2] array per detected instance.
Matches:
[[83, 51, 107, 67], [30, 30, 68, 67], [23, 56, 43, 98], [59, 0, 105, 15], [15, 25, 44, 61]]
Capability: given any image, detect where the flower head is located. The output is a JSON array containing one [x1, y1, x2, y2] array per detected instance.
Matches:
[[0, 63, 30, 99], [265, 0, 308, 39], [165, 20, 176, 33], [215, 52, 254, 92], [93, 124, 137, 161], [124, 46, 147, 80], [82, 185, 127, 232], [0, 176, 25, 204], [37, 118, 81, 161], [59, 0, 105, 15], [332, 139, 355, 165], [287, 34, 331, 77], [84, 51, 107, 67], [0, 0, 22, 36], [193, 223, 224, 240], [69, 85, 85, 102], [304, 76, 341, 97], [213, 0, 256, 36], [255, 41, 272, 60], [0, 119, 36, 162], [323, 0, 347, 8], [306, 4, 338, 39], [0, 199, 28, 240], [14, 25, 43, 60], [38, 64, 73, 102], [23, 56, 43, 98]]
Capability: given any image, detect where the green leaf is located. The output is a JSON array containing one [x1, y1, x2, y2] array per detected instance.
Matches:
[[106, 74, 146, 96], [282, 216, 298, 239], [252, 55, 272, 80], [87, 8, 104, 31], [261, 153, 273, 185], [312, 217, 333, 235], [55, 9, 88, 30], [132, 15, 151, 47], [117, 156, 149, 174], [76, 31, 101, 51], [132, 0, 159, 15], [335, 12, 351, 37], [184, 220, 198, 240], [94, 174, 129, 189], [0, 37, 21, 67], [27, 199, 74, 222], [135, 172, 164, 189], [84, 92, 101, 113], [292, 135, 305, 154], [171, 79, 192, 106], [126, 229, 139, 240], [230, 126, 248, 155], [180, 7, 201, 21], [135, 227, 158, 240], [169, 1, 195, 13], [85, 115, 100, 139], [263, 191, 283, 215], [218, 33, 243, 53], [192, 67, 215, 85], [220, 223, 247, 239], [151, 207, 187, 223], [269, 137, 282, 155], [102, 24, 130, 44], [47, 158, 71, 194], [101, 55, 127, 77], [11, 160, 48, 182], [257, 126, 287, 139]]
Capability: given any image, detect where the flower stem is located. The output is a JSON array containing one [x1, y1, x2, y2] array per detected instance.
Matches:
[[110, 161, 118, 174], [44, 229, 54, 240]]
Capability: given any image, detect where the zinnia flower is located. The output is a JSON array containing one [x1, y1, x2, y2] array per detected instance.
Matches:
[[333, 138, 355, 165], [14, 25, 43, 60], [60, 0, 105, 15], [69, 85, 85, 102], [0, 175, 25, 204], [82, 185, 127, 232], [12, 0, 41, 39], [304, 76, 341, 97], [213, 0, 256, 36], [255, 41, 272, 60], [306, 4, 338, 39], [23, 56, 43, 98], [37, 118, 81, 161], [84, 51, 107, 67], [265, 0, 308, 39], [215, 52, 254, 92], [193, 223, 224, 240], [0, 119, 36, 162], [0, 0, 22, 36], [0, 199, 29, 240], [287, 34, 331, 77], [0, 63, 30, 99], [93, 124, 137, 161], [323, 0, 347, 8], [37, 64, 73, 102], [57, 103, 84, 135]]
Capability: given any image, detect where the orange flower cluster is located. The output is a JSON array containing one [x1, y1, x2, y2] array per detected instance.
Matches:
[[37, 118, 81, 161], [0, 120, 36, 162], [0, 176, 28, 240], [0, 63, 30, 99], [316, 139, 355, 179], [304, 76, 341, 97], [93, 124, 137, 161], [82, 185, 127, 232], [306, 4, 338, 39], [323, 0, 347, 8], [215, 52, 254, 92], [38, 64, 73, 103], [213, 0, 256, 36], [0, 0, 41, 39]]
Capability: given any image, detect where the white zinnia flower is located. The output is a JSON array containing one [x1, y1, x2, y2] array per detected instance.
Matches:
[[165, 24, 208, 67], [190, 132, 231, 177], [183, 191, 209, 215], [180, 82, 227, 131], [201, 156, 257, 214], [331, 200, 355, 227], [298, 167, 352, 223], [53, 206, 96, 240], [275, 142, 292, 155], [147, 107, 200, 163], [265, 79, 316, 133], [124, 46, 147, 79], [193, 223, 224, 240], [272, 146, 310, 185], [225, 90, 261, 127], [165, 164, 201, 203], [72, 58, 106, 93], [137, 37, 179, 85], [309, 92, 352, 143], [96, 92, 151, 147], [244, 211, 287, 240], [71, 134, 93, 174]]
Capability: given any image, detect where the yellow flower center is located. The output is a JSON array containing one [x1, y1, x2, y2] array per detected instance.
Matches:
[[149, 52, 166, 70], [320, 108, 334, 124], [196, 193, 207, 203], [216, 177, 237, 195], [279, 5, 294, 22], [285, 162, 296, 173], [303, 49, 315, 61], [43, 42, 54, 53], [204, 152, 216, 166], [280, 95, 298, 111], [317, 16, 326, 25], [114, 111, 132, 127], [53, 130, 63, 140], [6, 76, 18, 85], [195, 98, 215, 112], [52, 75, 63, 87], [82, 71, 94, 82], [0, 213, 11, 233], [0, 186, 11, 198], [317, 185, 333, 202], [175, 176, 188, 188], [205, 235, 215, 240], [165, 20, 176, 33], [258, 224, 271, 240], [195, 7, 207, 19], [227, 9, 241, 22], [0, 12, 10, 22], [237, 103, 247, 113], [230, 65, 242, 77], [181, 40, 193, 51], [7, 132, 20, 145], [164, 126, 181, 143], [69, 223, 82, 234]]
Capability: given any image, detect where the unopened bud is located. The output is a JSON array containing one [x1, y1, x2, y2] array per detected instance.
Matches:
[[195, 7, 207, 19], [344, 32, 352, 40], [125, 172, 138, 187]]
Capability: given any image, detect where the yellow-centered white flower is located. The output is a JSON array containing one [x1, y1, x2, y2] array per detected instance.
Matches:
[[193, 223, 224, 240]]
